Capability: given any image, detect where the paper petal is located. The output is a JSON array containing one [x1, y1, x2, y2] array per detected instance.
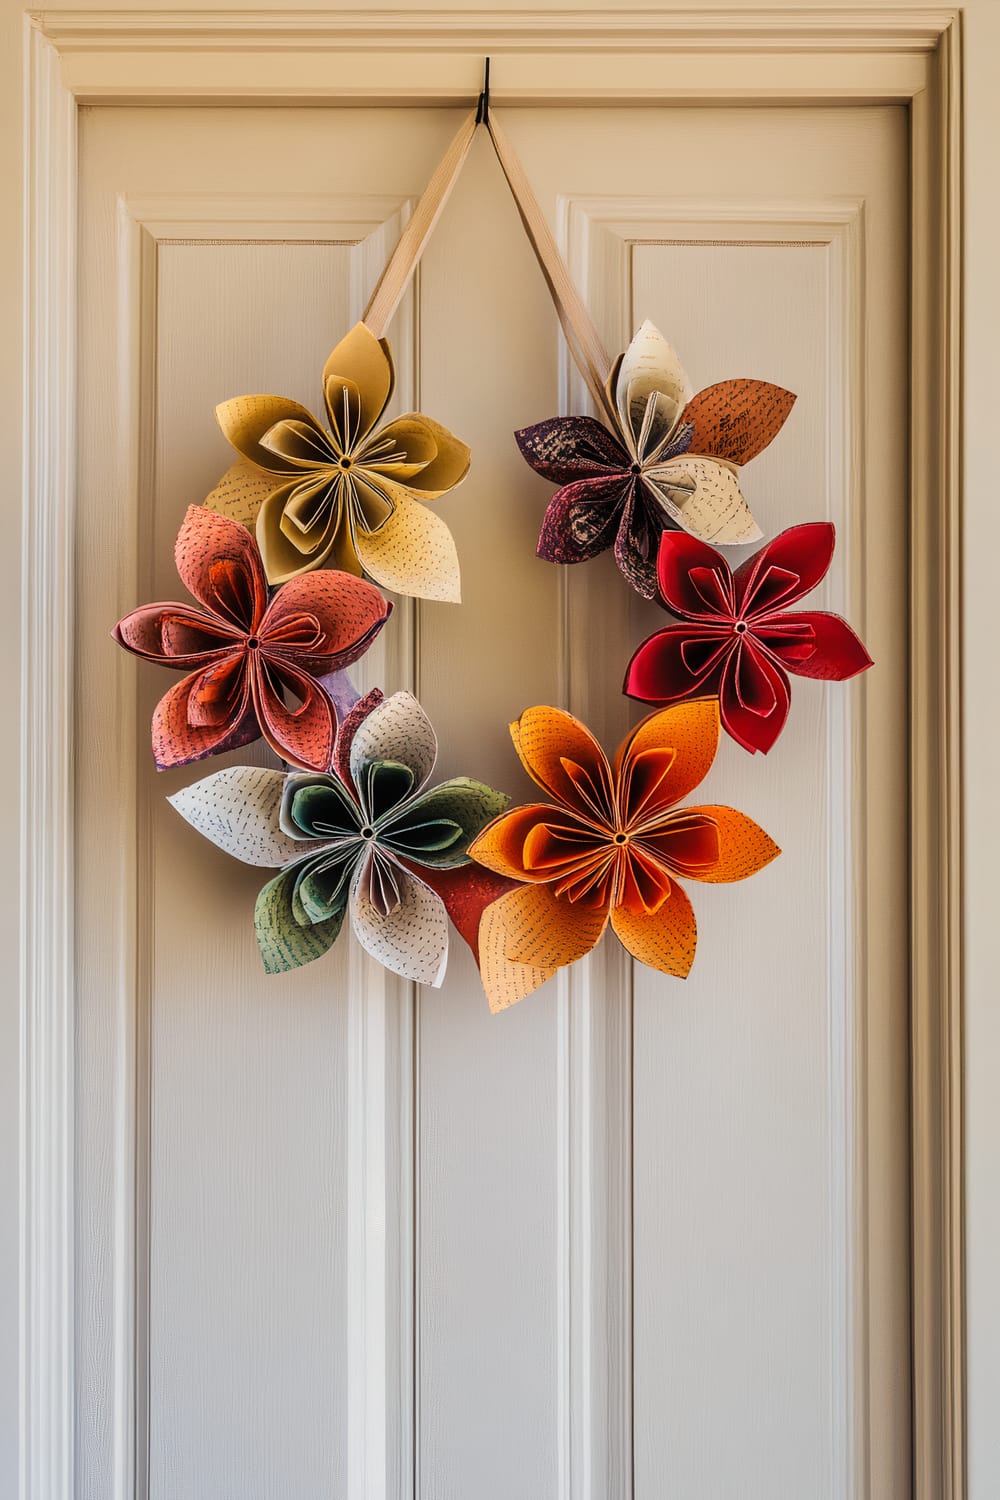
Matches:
[[255, 480, 345, 585], [516, 415, 630, 485], [643, 458, 763, 547], [734, 522, 835, 616], [151, 668, 258, 770], [718, 650, 791, 754], [681, 379, 796, 466], [409, 863, 522, 965], [614, 321, 692, 455], [168, 766, 307, 867], [509, 706, 614, 820], [678, 805, 781, 883], [610, 881, 697, 978], [388, 779, 511, 867], [260, 569, 390, 674], [353, 485, 462, 603], [349, 690, 438, 798], [384, 413, 471, 496], [612, 486, 659, 600], [623, 625, 729, 705], [216, 394, 323, 476], [469, 803, 577, 883], [322, 323, 394, 445], [173, 505, 268, 628], [537, 475, 628, 565], [113, 603, 239, 668], [614, 701, 720, 811], [655, 531, 737, 619], [350, 863, 449, 986], [334, 688, 385, 787], [203, 458, 279, 531], [255, 863, 347, 975], [478, 884, 608, 1013], [771, 611, 874, 680], [250, 660, 336, 773]]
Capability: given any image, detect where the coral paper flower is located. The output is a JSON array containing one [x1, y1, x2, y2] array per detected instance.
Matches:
[[469, 699, 779, 1011], [516, 319, 796, 599], [168, 691, 510, 984], [209, 322, 470, 600], [624, 523, 873, 754], [113, 505, 390, 772]]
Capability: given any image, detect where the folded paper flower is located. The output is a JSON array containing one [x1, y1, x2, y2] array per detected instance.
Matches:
[[168, 690, 510, 984], [207, 322, 470, 601], [113, 505, 390, 772], [516, 320, 796, 599], [468, 699, 779, 1011], [624, 523, 873, 754]]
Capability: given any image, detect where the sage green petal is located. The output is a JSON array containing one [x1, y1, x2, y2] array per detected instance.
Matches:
[[255, 863, 347, 975], [384, 779, 511, 868]]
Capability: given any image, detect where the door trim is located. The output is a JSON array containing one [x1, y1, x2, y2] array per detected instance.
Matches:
[[20, 9, 963, 1498]]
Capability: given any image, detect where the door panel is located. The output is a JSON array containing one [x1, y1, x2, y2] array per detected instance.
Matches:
[[76, 103, 909, 1498]]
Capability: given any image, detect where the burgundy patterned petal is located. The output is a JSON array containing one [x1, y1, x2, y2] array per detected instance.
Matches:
[[516, 416, 630, 484], [613, 487, 660, 600], [536, 474, 629, 565]]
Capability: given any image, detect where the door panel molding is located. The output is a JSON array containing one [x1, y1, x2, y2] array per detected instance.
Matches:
[[21, 10, 963, 1498]]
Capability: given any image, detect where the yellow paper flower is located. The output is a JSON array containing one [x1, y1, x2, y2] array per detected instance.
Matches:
[[207, 322, 470, 601]]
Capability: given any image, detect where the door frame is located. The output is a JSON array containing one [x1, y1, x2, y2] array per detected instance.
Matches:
[[19, 8, 963, 1498]]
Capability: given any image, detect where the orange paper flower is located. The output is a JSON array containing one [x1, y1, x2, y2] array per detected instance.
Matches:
[[469, 699, 779, 1011]]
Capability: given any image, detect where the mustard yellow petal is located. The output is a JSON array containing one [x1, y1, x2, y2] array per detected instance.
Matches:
[[389, 413, 471, 496], [256, 481, 343, 585], [353, 484, 461, 602], [216, 394, 323, 475], [322, 322, 394, 444], [203, 459, 278, 530]]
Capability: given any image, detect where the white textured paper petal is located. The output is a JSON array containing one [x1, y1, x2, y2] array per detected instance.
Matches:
[[349, 690, 438, 797], [615, 320, 692, 453], [349, 862, 449, 987], [643, 456, 763, 546], [168, 766, 305, 868]]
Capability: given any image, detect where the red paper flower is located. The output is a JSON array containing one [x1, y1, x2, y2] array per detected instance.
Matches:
[[113, 505, 391, 772], [624, 524, 872, 754]]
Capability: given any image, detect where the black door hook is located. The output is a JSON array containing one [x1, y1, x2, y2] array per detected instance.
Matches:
[[476, 57, 491, 124]]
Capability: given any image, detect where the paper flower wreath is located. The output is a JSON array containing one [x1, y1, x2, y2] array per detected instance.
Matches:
[[624, 524, 873, 754], [468, 699, 780, 1011], [516, 320, 796, 599], [169, 690, 510, 985], [207, 322, 471, 601], [113, 505, 390, 772]]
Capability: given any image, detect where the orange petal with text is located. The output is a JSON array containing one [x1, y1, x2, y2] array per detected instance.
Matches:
[[610, 881, 698, 978], [479, 884, 608, 1012], [615, 699, 720, 816], [673, 805, 781, 883], [510, 705, 614, 818]]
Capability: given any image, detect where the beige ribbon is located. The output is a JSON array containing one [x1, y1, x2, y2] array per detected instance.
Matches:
[[363, 102, 614, 417]]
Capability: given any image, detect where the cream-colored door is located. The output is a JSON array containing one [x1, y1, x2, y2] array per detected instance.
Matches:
[[76, 102, 908, 1498]]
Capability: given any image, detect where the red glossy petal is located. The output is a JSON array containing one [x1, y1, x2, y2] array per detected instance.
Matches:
[[768, 610, 874, 681], [516, 416, 630, 484], [681, 378, 796, 465], [113, 602, 240, 668], [150, 668, 259, 770], [656, 531, 735, 619], [251, 658, 336, 773], [734, 523, 835, 618], [409, 862, 523, 967], [624, 626, 729, 704], [173, 505, 268, 630], [719, 646, 791, 754], [537, 474, 630, 565], [260, 570, 391, 673]]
